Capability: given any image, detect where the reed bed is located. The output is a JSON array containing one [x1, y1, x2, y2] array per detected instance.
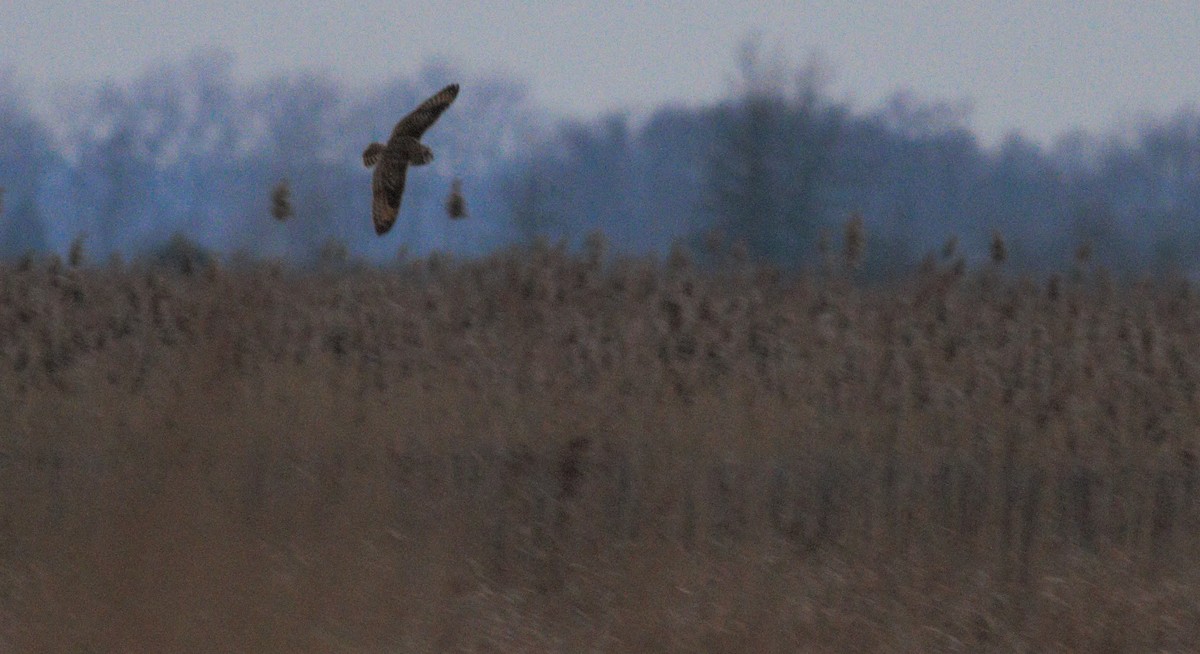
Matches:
[[1, 241, 1198, 652]]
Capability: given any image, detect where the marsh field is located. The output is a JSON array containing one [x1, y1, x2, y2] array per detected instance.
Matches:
[[2, 240, 1200, 652]]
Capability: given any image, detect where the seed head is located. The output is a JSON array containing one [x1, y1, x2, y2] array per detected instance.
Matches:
[[1075, 242, 1092, 265], [817, 228, 831, 257], [941, 236, 958, 260], [990, 230, 1007, 264], [271, 180, 294, 221], [702, 228, 726, 257], [844, 213, 866, 269], [68, 233, 86, 268], [445, 178, 468, 219]]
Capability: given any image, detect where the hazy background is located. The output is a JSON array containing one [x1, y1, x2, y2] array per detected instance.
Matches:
[[3, 2, 1199, 273], [10, 2, 1200, 144]]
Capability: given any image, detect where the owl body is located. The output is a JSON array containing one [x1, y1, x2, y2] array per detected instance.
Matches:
[[390, 136, 434, 166], [363, 83, 459, 235]]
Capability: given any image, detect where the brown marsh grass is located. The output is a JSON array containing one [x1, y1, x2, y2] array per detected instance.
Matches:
[[1, 241, 1199, 651]]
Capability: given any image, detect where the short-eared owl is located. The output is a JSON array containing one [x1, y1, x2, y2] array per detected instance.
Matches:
[[445, 178, 468, 219], [363, 83, 460, 235]]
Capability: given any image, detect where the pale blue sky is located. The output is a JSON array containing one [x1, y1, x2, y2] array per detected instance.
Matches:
[[5, 2, 1199, 145]]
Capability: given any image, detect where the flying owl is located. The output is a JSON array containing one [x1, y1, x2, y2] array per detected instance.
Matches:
[[363, 83, 460, 235]]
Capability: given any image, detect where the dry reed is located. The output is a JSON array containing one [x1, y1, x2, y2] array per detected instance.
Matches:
[[0, 245, 1198, 652]]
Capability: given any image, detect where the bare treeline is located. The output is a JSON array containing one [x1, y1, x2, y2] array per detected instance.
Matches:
[[5, 49, 1200, 272]]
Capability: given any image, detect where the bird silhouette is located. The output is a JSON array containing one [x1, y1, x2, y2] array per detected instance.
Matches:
[[363, 83, 459, 235]]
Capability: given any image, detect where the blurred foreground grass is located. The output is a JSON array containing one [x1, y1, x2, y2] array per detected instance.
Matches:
[[1, 243, 1199, 651]]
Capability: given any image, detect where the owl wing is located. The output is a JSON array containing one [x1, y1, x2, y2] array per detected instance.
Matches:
[[389, 83, 460, 143], [371, 158, 408, 235]]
